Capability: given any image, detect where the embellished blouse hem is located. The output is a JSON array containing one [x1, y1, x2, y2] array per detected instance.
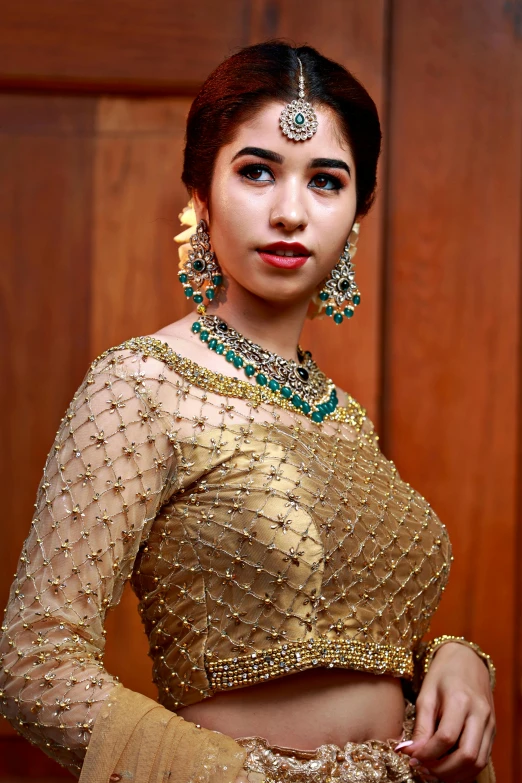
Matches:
[[205, 637, 414, 692]]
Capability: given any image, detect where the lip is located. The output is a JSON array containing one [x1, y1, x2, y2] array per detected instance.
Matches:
[[257, 242, 311, 270]]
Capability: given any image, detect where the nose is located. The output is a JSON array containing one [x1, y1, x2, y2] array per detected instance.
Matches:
[[269, 178, 308, 232]]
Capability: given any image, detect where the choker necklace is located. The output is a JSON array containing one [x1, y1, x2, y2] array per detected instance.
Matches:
[[190, 314, 338, 422]]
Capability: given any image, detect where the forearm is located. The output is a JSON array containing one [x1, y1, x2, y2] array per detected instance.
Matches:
[[0, 629, 119, 775]]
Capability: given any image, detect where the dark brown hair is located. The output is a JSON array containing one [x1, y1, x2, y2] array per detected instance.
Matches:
[[182, 40, 382, 218]]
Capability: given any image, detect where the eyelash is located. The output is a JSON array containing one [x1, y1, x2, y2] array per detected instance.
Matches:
[[238, 163, 344, 192]]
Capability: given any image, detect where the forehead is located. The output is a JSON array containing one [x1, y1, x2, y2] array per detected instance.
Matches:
[[221, 101, 354, 165]]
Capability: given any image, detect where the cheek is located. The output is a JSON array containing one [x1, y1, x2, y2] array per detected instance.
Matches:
[[315, 209, 355, 268], [210, 178, 262, 246]]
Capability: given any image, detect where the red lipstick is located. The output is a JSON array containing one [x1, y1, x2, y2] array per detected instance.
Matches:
[[257, 242, 311, 270]]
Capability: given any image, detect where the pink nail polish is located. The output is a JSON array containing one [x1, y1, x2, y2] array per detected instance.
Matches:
[[409, 757, 420, 766], [394, 740, 414, 751]]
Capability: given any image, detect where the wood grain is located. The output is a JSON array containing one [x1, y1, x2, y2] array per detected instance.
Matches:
[[384, 2, 522, 777], [90, 96, 194, 355], [0, 1, 250, 92]]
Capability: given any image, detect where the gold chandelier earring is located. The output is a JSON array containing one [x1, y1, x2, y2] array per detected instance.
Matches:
[[312, 223, 361, 324], [175, 215, 223, 314]]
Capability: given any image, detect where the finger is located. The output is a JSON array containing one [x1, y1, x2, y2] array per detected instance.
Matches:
[[412, 700, 467, 763], [476, 715, 496, 771], [429, 714, 486, 781], [406, 693, 438, 754]]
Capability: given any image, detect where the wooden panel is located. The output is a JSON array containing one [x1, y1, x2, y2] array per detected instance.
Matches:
[[250, 0, 387, 424], [0, 93, 95, 758], [0, 1, 250, 92], [90, 97, 194, 355], [384, 2, 522, 779]]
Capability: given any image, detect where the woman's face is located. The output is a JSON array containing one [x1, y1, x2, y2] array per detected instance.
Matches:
[[193, 101, 358, 310]]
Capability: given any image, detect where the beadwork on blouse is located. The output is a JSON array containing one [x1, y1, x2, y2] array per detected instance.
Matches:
[[0, 336, 452, 775]]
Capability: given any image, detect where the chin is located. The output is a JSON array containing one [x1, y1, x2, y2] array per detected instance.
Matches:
[[254, 292, 314, 313], [241, 271, 315, 303]]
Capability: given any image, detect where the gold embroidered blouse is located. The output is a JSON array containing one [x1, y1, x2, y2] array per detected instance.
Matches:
[[0, 336, 452, 775]]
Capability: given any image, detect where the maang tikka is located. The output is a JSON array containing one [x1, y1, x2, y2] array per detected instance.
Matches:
[[280, 57, 318, 141], [175, 212, 222, 314]]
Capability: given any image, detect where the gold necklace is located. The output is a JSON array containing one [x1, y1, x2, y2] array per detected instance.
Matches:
[[190, 314, 338, 422]]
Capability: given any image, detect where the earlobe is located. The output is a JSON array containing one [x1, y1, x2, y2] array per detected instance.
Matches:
[[192, 191, 210, 224]]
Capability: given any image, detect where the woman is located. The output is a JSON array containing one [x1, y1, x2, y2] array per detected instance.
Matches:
[[0, 42, 495, 783]]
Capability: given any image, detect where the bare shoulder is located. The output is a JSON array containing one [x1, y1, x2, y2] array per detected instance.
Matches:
[[146, 314, 205, 356], [151, 314, 195, 342], [146, 317, 236, 374]]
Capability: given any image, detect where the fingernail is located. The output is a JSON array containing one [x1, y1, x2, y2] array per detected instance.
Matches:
[[409, 757, 421, 766], [394, 740, 414, 751]]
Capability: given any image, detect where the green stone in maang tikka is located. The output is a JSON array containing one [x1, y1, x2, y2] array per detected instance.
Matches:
[[294, 112, 305, 126]]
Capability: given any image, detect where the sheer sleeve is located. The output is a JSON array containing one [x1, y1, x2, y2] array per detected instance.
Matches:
[[0, 349, 180, 774]]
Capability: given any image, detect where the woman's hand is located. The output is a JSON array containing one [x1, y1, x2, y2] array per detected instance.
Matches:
[[400, 642, 495, 782]]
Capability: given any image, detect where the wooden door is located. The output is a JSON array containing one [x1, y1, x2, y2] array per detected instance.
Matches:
[[0, 2, 520, 779]]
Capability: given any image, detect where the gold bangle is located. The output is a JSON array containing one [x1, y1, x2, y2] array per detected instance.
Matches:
[[418, 635, 496, 691]]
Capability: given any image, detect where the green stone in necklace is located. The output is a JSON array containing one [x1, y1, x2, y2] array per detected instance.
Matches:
[[190, 315, 338, 422]]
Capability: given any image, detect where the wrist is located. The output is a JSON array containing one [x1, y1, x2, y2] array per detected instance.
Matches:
[[431, 640, 475, 661], [417, 635, 496, 690]]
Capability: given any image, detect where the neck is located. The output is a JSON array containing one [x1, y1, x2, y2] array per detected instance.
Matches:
[[205, 287, 309, 362]]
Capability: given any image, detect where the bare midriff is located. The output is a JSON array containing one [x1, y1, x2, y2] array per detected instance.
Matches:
[[176, 668, 406, 748]]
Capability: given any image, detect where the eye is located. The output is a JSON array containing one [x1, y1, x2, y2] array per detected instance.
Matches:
[[239, 163, 274, 182], [310, 173, 343, 191]]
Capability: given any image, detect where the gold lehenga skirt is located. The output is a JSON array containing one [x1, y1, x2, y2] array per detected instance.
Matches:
[[237, 736, 419, 782]]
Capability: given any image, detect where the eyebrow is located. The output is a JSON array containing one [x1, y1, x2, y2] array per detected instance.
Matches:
[[231, 146, 351, 177]]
